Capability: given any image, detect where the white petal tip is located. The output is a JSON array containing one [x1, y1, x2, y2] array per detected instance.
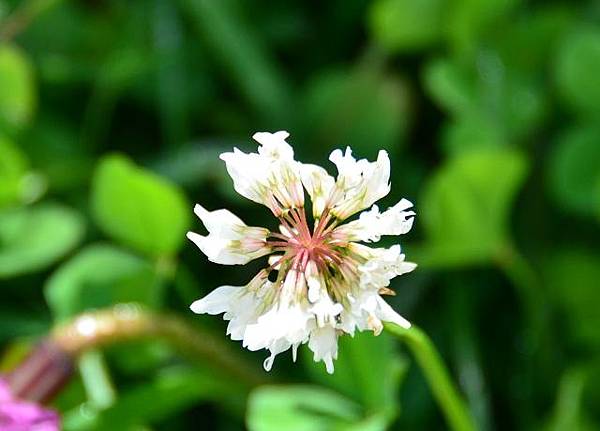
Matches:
[[189, 300, 205, 314]]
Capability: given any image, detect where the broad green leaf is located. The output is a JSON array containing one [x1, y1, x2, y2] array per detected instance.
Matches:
[[304, 331, 407, 415], [45, 244, 162, 322], [0, 135, 46, 207], [368, 0, 443, 52], [544, 250, 600, 348], [419, 149, 528, 267], [247, 385, 361, 431], [91, 154, 190, 257], [555, 26, 600, 116], [0, 44, 36, 131], [304, 70, 408, 157], [548, 126, 600, 217], [0, 203, 84, 278]]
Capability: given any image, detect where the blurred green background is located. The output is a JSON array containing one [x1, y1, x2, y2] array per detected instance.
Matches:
[[1, 0, 600, 429]]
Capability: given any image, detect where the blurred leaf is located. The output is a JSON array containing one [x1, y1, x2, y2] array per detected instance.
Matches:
[[423, 58, 476, 117], [543, 369, 596, 431], [419, 149, 528, 267], [548, 126, 600, 217], [0, 203, 84, 278], [180, 0, 291, 124], [247, 385, 361, 431], [368, 0, 443, 52], [100, 367, 239, 430], [0, 43, 35, 131], [45, 244, 162, 322], [544, 250, 600, 348], [304, 69, 408, 157], [304, 331, 407, 415], [91, 154, 190, 257], [441, 116, 503, 156], [446, 0, 518, 57], [555, 26, 600, 116], [0, 134, 46, 207], [64, 367, 240, 431]]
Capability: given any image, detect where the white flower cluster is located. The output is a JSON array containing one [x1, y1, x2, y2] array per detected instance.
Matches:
[[188, 131, 416, 373]]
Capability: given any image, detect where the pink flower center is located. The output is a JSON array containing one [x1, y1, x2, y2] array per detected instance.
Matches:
[[266, 207, 343, 273]]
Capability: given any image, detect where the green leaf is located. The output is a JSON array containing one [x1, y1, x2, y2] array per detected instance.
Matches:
[[544, 250, 600, 348], [446, 0, 518, 57], [304, 70, 408, 157], [368, 0, 443, 52], [91, 154, 190, 257], [543, 369, 596, 431], [63, 367, 234, 431], [423, 58, 476, 117], [304, 331, 407, 415], [0, 203, 84, 278], [0, 43, 36, 131], [247, 385, 361, 431], [0, 134, 46, 207], [45, 244, 162, 322], [419, 149, 528, 267], [555, 26, 600, 116], [441, 116, 504, 156], [547, 126, 600, 217]]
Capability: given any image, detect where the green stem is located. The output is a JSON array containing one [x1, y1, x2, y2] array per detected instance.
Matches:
[[384, 323, 475, 431]]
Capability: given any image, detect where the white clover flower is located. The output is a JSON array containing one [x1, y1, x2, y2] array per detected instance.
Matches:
[[188, 131, 416, 374]]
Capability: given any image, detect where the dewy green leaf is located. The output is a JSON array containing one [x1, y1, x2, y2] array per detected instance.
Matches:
[[419, 149, 528, 267], [45, 244, 162, 322], [368, 0, 443, 52], [304, 331, 407, 416], [548, 126, 600, 217], [91, 154, 190, 257], [247, 385, 362, 431], [0, 203, 84, 278], [0, 43, 36, 131], [555, 26, 600, 116]]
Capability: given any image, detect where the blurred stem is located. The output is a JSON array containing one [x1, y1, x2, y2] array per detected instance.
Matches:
[[0, 0, 62, 41], [385, 323, 476, 431], [51, 304, 268, 388], [496, 243, 546, 343], [495, 242, 548, 428], [79, 350, 117, 409]]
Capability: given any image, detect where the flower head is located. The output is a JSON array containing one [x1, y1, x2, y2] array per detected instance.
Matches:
[[188, 131, 416, 373], [0, 378, 60, 431]]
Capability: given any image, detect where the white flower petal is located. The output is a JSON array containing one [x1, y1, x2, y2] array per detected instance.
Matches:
[[333, 199, 415, 242], [328, 148, 391, 219], [300, 164, 335, 218], [375, 296, 411, 329], [308, 326, 338, 374], [254, 131, 294, 160], [190, 285, 238, 315]]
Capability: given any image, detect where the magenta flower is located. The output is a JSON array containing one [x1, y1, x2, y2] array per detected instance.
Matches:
[[0, 378, 60, 431]]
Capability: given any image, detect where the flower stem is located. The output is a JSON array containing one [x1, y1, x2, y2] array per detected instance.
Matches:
[[51, 304, 269, 388], [384, 323, 476, 431]]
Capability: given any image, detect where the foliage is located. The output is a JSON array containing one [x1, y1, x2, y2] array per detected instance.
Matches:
[[0, 0, 599, 429]]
